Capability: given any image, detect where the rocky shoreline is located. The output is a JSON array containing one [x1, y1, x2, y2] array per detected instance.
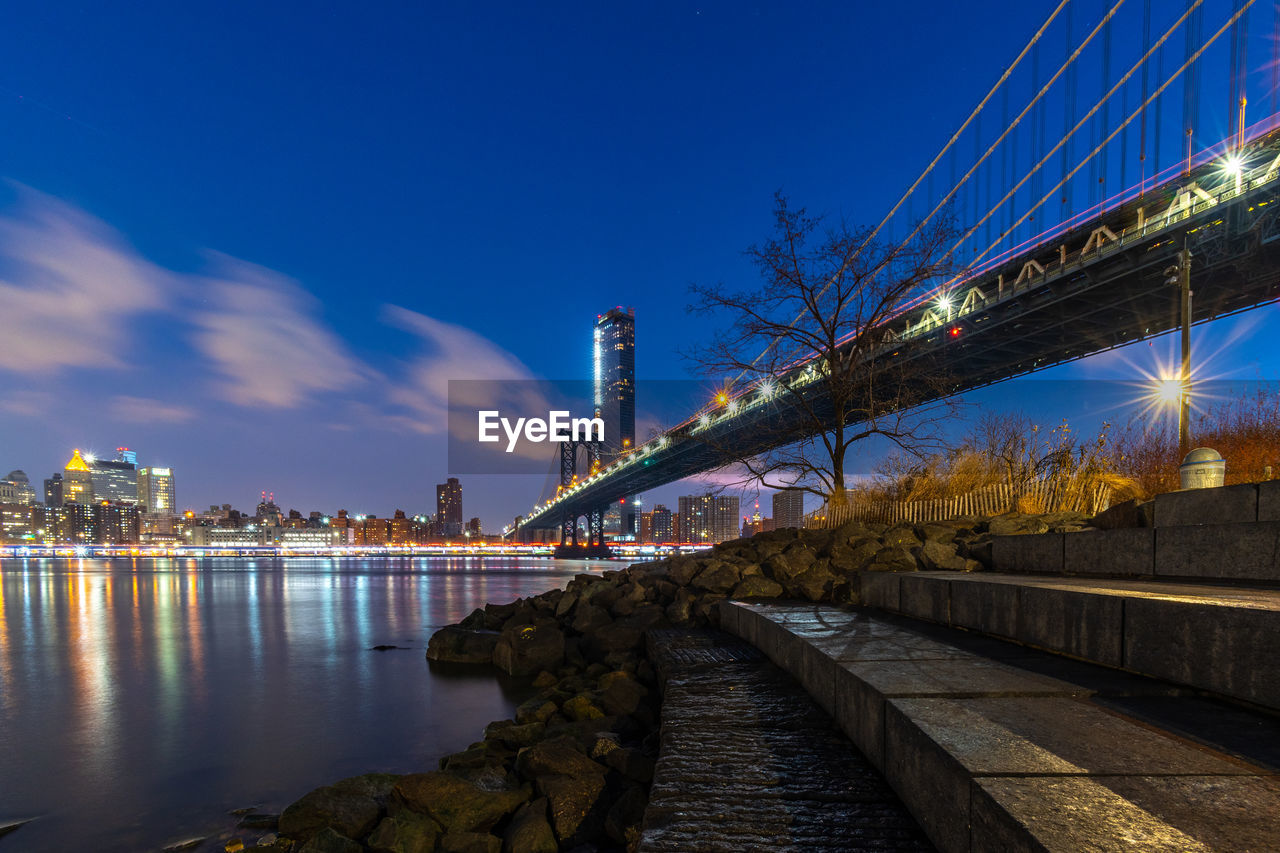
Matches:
[[216, 506, 1105, 853]]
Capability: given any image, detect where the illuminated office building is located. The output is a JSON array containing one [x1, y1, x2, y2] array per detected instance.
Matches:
[[63, 449, 95, 505], [138, 467, 175, 514]]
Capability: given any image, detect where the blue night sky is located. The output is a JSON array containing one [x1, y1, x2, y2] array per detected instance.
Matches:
[[3, 1, 1280, 528]]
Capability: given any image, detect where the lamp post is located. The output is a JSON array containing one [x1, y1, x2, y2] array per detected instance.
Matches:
[[1168, 242, 1193, 456]]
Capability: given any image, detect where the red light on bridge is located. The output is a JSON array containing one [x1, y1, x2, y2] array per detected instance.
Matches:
[[949, 327, 961, 338]]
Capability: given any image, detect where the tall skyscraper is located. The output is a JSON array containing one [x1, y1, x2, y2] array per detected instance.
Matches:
[[677, 494, 740, 543], [88, 456, 138, 504], [138, 467, 175, 514], [772, 488, 806, 530], [593, 307, 635, 459], [116, 447, 137, 465], [594, 307, 636, 535], [436, 477, 462, 536], [44, 473, 63, 507], [63, 449, 95, 505]]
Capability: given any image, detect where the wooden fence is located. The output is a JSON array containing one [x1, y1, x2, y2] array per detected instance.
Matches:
[[804, 480, 1113, 529]]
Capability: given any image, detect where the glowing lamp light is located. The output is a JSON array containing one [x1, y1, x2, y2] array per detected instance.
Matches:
[[949, 327, 961, 338], [1223, 155, 1243, 177], [937, 293, 953, 312], [699, 414, 711, 427], [715, 391, 729, 406], [1150, 378, 1183, 408], [759, 382, 775, 399]]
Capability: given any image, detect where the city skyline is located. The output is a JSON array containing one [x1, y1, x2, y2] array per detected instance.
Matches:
[[4, 2, 1280, 531]]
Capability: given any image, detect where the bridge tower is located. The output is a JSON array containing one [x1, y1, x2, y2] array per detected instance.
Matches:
[[557, 438, 607, 555]]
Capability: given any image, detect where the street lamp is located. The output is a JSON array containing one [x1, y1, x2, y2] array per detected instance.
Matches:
[[1163, 242, 1193, 456]]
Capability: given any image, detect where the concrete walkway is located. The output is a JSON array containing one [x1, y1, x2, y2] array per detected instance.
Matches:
[[721, 601, 1280, 853], [639, 628, 934, 852]]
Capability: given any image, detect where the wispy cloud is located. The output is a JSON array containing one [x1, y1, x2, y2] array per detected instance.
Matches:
[[0, 186, 170, 373], [382, 305, 542, 434], [108, 395, 197, 424], [0, 389, 56, 417], [190, 253, 367, 408]]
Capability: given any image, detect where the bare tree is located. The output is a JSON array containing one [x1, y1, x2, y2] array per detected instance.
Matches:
[[687, 193, 960, 508]]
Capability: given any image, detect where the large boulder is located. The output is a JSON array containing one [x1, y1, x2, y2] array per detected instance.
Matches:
[[917, 540, 967, 571], [988, 513, 1049, 536], [515, 738, 609, 846], [1091, 498, 1154, 530], [502, 798, 557, 853], [366, 812, 442, 853], [493, 622, 565, 677], [597, 671, 647, 716], [666, 555, 703, 586], [393, 772, 530, 834], [298, 827, 362, 853], [279, 774, 398, 842], [426, 628, 500, 664], [584, 621, 643, 658], [604, 784, 647, 847], [864, 546, 917, 573], [828, 538, 881, 573], [690, 560, 741, 593], [784, 563, 838, 601], [439, 831, 501, 853], [729, 575, 783, 599]]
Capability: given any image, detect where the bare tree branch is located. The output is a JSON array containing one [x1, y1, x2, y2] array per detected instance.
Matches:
[[685, 193, 961, 509]]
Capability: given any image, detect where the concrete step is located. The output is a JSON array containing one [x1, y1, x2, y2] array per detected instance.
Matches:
[[639, 629, 932, 852], [719, 601, 1280, 853], [857, 571, 1280, 712], [992, 521, 1280, 582]]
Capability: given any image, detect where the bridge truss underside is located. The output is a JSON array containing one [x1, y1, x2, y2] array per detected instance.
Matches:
[[516, 153, 1280, 538]]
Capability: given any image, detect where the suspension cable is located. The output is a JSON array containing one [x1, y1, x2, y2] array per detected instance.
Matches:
[[949, 0, 1256, 290]]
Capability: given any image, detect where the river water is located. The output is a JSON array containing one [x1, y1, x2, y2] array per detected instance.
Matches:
[[0, 556, 611, 852]]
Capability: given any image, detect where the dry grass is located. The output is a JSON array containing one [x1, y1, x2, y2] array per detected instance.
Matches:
[[868, 412, 1140, 512], [1112, 385, 1280, 495]]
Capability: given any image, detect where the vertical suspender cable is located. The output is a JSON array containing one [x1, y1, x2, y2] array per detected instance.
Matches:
[[1099, 1, 1113, 211], [1229, 1, 1240, 144], [1063, 2, 1076, 217], [1183, 0, 1197, 176], [1140, 0, 1151, 195], [1237, 2, 1249, 150]]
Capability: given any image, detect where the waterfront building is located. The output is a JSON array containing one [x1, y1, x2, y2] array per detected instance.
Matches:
[[255, 492, 284, 526], [677, 494, 740, 543], [3, 470, 38, 504], [650, 504, 674, 542], [772, 488, 806, 530], [0, 503, 35, 542], [88, 457, 138, 504], [389, 510, 413, 545], [63, 449, 95, 505], [137, 467, 175, 514], [45, 503, 97, 543], [436, 477, 463, 536], [96, 502, 141, 544], [188, 526, 267, 547], [43, 473, 63, 507], [140, 512, 184, 545], [268, 527, 347, 548]]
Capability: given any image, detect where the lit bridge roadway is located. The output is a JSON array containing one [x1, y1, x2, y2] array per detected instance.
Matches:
[[510, 127, 1280, 541]]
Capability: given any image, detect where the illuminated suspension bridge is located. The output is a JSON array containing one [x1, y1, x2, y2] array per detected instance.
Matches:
[[509, 0, 1280, 548]]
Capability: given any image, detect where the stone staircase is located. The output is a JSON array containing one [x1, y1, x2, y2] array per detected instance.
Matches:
[[717, 482, 1280, 852]]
